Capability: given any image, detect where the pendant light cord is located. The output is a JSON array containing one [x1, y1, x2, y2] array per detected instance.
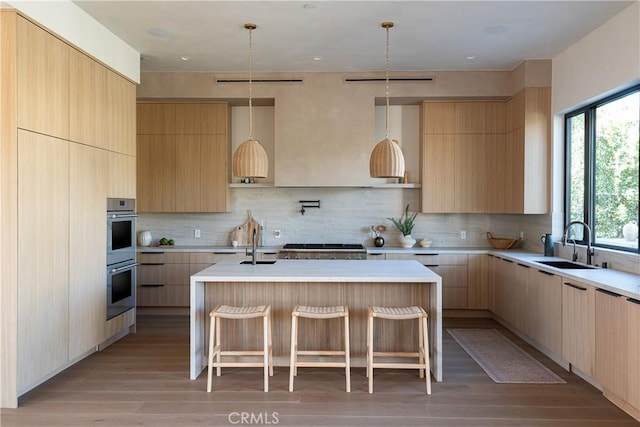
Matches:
[[246, 23, 255, 140], [383, 22, 392, 140]]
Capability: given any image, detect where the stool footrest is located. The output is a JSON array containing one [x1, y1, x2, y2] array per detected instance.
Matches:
[[213, 362, 268, 368], [295, 361, 348, 368], [373, 351, 420, 358], [297, 350, 346, 356], [371, 362, 427, 370], [220, 350, 266, 356]]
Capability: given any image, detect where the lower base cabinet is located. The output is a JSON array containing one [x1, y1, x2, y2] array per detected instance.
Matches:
[[137, 251, 251, 307], [562, 279, 595, 376], [628, 297, 640, 412], [595, 289, 628, 401]]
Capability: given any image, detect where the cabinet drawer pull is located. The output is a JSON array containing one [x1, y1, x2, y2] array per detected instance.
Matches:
[[141, 252, 164, 254], [415, 253, 438, 256], [596, 288, 621, 297], [504, 259, 514, 263], [213, 252, 236, 255], [423, 264, 440, 268], [627, 297, 640, 305], [563, 282, 587, 291], [264, 252, 278, 255], [141, 284, 165, 288], [141, 263, 164, 266], [537, 270, 555, 276], [517, 263, 531, 268]]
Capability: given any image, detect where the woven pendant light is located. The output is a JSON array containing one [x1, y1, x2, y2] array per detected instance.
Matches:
[[232, 23, 268, 179], [370, 21, 405, 179]]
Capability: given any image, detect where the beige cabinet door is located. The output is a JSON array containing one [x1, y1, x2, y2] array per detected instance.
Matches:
[[69, 143, 108, 359], [626, 297, 640, 411], [422, 134, 455, 213], [17, 130, 69, 391], [69, 48, 106, 148], [137, 103, 176, 135], [595, 289, 628, 400], [493, 258, 521, 327], [108, 152, 136, 198], [454, 134, 486, 212], [105, 72, 136, 156], [17, 16, 69, 140], [137, 135, 176, 212], [527, 268, 562, 355], [467, 254, 490, 309], [562, 280, 595, 376]]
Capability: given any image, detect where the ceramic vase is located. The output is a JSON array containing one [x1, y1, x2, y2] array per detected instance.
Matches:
[[399, 234, 416, 248], [138, 230, 152, 247]]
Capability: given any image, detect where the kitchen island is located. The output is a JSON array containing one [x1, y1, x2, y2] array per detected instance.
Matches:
[[190, 259, 442, 382]]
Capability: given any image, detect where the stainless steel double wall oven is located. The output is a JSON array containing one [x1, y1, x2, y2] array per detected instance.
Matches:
[[107, 198, 137, 320]]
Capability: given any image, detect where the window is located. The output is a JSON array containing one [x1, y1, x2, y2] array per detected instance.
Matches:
[[565, 85, 639, 253]]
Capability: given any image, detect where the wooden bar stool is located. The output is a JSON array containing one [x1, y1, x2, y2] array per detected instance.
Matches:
[[206, 304, 273, 392], [289, 304, 351, 392], [367, 305, 431, 394]]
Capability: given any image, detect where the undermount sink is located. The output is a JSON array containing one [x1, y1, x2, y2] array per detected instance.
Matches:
[[535, 260, 596, 270], [239, 260, 277, 265]]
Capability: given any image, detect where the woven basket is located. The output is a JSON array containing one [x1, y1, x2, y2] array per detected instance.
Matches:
[[487, 232, 519, 249]]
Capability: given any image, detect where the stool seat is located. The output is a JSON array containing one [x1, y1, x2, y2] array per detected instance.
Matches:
[[293, 305, 348, 318], [212, 304, 268, 319], [367, 305, 431, 394], [289, 304, 351, 392], [207, 304, 273, 393], [370, 305, 426, 319]]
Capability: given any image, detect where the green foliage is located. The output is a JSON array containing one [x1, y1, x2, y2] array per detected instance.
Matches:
[[388, 204, 418, 236]]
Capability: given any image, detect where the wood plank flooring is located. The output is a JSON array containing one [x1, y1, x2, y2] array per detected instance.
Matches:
[[1, 316, 638, 426]]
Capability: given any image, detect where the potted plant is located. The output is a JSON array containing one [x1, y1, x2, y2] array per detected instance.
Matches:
[[388, 204, 418, 248]]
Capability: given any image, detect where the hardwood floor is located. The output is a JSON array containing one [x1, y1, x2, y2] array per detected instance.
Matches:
[[1, 316, 638, 426]]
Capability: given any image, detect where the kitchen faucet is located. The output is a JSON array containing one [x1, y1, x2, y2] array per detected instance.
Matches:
[[563, 221, 594, 265]]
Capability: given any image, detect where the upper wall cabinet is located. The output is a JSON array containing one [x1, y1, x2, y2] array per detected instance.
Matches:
[[17, 16, 69, 140], [421, 88, 550, 214], [136, 102, 229, 213]]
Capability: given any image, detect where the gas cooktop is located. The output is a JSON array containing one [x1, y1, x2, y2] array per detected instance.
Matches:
[[282, 243, 365, 251]]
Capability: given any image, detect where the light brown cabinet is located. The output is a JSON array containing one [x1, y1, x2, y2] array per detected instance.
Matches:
[[136, 103, 229, 213], [467, 254, 490, 309], [16, 16, 69, 140], [628, 297, 640, 412], [17, 130, 70, 391], [595, 289, 629, 405], [137, 252, 191, 307], [492, 257, 522, 327], [421, 90, 549, 214], [526, 268, 562, 355], [137, 251, 251, 308], [562, 279, 595, 376], [69, 144, 108, 359], [386, 253, 468, 309]]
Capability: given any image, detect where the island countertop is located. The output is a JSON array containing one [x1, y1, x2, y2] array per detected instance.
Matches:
[[191, 259, 442, 283], [190, 259, 443, 384]]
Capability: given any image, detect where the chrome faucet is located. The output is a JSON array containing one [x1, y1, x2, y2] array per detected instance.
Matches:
[[563, 221, 594, 265]]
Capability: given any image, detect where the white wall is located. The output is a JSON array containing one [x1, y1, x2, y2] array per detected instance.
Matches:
[[552, 2, 640, 113]]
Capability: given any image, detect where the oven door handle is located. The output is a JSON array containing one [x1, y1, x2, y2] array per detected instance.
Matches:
[[109, 213, 138, 219], [110, 262, 139, 274]]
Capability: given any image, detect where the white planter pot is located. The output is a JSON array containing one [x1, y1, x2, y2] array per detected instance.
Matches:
[[399, 235, 416, 248], [138, 230, 152, 247]]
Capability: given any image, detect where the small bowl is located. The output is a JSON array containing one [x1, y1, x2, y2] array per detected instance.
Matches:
[[419, 239, 433, 248]]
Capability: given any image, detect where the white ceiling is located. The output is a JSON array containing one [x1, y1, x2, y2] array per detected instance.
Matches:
[[73, 0, 634, 73]]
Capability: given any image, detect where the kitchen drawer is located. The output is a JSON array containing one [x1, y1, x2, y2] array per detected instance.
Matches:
[[137, 284, 189, 307], [137, 262, 190, 285], [386, 253, 468, 265], [189, 252, 248, 264], [138, 251, 190, 264]]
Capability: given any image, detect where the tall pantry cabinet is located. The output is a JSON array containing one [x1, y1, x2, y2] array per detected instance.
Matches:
[[0, 11, 136, 408]]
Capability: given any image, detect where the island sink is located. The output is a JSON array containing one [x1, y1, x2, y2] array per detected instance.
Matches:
[[239, 260, 277, 265], [535, 260, 596, 270]]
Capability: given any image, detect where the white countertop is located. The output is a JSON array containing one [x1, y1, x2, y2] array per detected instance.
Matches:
[[491, 251, 640, 299], [191, 259, 442, 283]]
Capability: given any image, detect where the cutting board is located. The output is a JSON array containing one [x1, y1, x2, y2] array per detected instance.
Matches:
[[232, 210, 260, 247]]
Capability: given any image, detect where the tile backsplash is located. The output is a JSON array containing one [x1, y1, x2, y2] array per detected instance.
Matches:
[[137, 187, 638, 274]]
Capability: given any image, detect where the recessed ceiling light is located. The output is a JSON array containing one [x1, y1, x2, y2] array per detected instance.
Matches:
[[313, 56, 322, 61], [179, 56, 191, 61], [483, 25, 509, 35], [303, 3, 315, 9], [465, 55, 476, 60], [148, 27, 171, 37]]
